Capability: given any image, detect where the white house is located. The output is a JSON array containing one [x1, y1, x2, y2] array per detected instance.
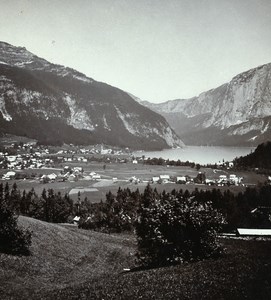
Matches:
[[68, 174, 77, 182], [7, 155, 17, 162], [73, 216, 80, 224], [229, 174, 243, 185], [129, 176, 140, 184], [218, 175, 228, 184], [205, 178, 216, 185], [176, 176, 186, 183], [152, 176, 160, 183], [48, 173, 57, 181], [101, 149, 112, 155], [159, 175, 170, 183], [73, 167, 83, 173]]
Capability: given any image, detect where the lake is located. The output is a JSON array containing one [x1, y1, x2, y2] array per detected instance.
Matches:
[[133, 146, 255, 165]]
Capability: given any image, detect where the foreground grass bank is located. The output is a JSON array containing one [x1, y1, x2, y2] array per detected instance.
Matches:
[[0, 216, 271, 299]]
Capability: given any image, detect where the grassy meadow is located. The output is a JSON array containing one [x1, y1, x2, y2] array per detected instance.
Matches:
[[0, 161, 266, 204], [0, 216, 270, 299]]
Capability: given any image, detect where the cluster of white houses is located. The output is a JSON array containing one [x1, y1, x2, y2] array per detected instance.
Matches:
[[0, 151, 52, 170], [0, 142, 130, 171], [205, 174, 243, 186], [39, 168, 102, 183], [151, 173, 243, 186]]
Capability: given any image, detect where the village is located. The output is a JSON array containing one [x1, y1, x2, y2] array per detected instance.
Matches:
[[0, 141, 249, 187], [1, 141, 270, 236]]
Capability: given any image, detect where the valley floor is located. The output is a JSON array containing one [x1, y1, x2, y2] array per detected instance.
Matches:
[[0, 162, 266, 204]]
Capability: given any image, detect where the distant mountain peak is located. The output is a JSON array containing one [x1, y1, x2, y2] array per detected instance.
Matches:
[[0, 41, 183, 150], [141, 63, 271, 146]]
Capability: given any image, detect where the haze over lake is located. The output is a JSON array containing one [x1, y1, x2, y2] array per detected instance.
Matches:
[[133, 146, 255, 165]]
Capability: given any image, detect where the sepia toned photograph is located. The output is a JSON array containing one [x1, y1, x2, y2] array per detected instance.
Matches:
[[0, 0, 271, 299]]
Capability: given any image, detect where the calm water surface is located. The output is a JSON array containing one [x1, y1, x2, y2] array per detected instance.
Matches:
[[133, 146, 255, 165]]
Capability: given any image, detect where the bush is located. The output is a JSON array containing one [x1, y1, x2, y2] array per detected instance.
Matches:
[[0, 199, 32, 255], [136, 187, 224, 267]]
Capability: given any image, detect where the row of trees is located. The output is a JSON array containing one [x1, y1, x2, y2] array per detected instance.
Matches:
[[79, 184, 271, 265], [79, 184, 271, 234], [143, 157, 201, 170], [191, 186, 271, 230], [3, 181, 271, 234], [0, 183, 75, 223]]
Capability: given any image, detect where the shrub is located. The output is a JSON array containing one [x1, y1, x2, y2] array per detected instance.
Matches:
[[136, 188, 224, 267]]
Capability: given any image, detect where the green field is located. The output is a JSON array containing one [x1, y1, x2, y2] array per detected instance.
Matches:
[[0, 216, 270, 299], [0, 162, 267, 203]]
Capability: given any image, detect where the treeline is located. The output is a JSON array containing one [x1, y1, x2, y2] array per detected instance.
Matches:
[[142, 157, 222, 169], [234, 141, 271, 173], [144, 157, 201, 169], [192, 185, 271, 231], [79, 188, 140, 232], [0, 183, 75, 223], [2, 182, 271, 232], [79, 184, 271, 233]]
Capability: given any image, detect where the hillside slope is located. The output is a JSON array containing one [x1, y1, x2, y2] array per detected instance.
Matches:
[[234, 141, 271, 169], [0, 216, 135, 299], [0, 42, 183, 150], [0, 216, 271, 299], [142, 63, 271, 146]]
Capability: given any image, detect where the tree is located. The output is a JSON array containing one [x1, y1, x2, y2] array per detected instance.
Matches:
[[0, 192, 32, 255], [136, 186, 224, 267], [10, 183, 21, 213], [194, 172, 206, 184]]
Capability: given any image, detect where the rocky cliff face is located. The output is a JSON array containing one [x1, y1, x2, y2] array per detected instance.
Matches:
[[142, 63, 271, 146], [0, 42, 183, 150]]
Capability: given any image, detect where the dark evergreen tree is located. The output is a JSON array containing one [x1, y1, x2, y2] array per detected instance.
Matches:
[[0, 190, 31, 255], [10, 183, 21, 213], [20, 190, 28, 215]]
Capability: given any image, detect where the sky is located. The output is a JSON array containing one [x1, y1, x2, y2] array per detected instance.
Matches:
[[0, 0, 271, 103]]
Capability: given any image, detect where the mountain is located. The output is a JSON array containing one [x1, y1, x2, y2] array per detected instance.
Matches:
[[0, 42, 183, 150], [234, 141, 271, 170], [141, 63, 271, 146]]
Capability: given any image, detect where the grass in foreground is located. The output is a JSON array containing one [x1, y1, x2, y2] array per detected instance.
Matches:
[[0, 216, 271, 299]]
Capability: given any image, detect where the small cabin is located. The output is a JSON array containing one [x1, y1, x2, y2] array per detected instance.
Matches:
[[176, 176, 186, 184], [152, 176, 160, 183], [159, 175, 170, 184]]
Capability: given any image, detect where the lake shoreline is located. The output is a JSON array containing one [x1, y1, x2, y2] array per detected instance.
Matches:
[[133, 145, 255, 165]]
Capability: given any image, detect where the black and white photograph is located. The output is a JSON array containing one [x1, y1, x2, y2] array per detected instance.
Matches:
[[0, 0, 271, 299]]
